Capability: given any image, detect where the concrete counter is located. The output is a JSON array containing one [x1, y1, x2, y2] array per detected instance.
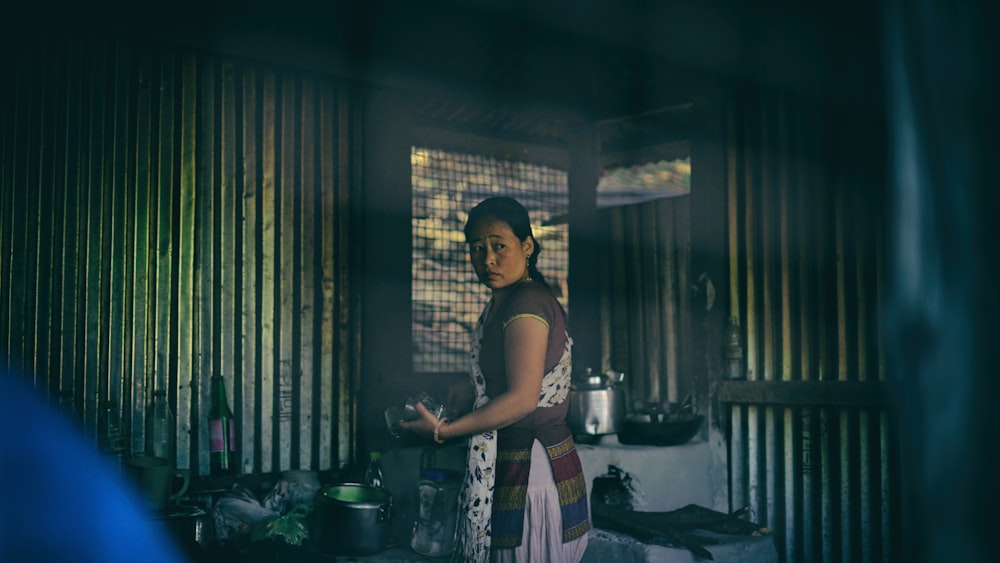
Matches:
[[575, 435, 716, 512]]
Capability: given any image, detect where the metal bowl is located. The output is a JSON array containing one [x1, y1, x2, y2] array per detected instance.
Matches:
[[618, 413, 705, 446]]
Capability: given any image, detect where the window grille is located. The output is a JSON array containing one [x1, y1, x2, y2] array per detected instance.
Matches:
[[411, 147, 569, 374]]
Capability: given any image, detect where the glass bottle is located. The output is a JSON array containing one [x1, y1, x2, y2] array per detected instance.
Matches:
[[100, 400, 128, 473], [145, 389, 176, 465], [364, 451, 384, 489], [208, 375, 237, 476], [57, 390, 80, 427]]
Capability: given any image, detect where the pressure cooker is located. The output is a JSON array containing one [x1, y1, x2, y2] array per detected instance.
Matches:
[[567, 368, 626, 443]]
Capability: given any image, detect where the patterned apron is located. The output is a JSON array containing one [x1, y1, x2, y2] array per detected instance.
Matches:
[[453, 298, 573, 562]]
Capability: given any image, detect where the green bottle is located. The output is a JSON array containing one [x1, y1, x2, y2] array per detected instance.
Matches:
[[208, 375, 237, 475]]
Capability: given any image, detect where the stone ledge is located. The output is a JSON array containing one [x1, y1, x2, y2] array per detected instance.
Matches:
[[582, 528, 778, 563]]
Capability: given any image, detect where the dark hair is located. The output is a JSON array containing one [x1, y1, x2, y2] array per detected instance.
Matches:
[[464, 196, 549, 288]]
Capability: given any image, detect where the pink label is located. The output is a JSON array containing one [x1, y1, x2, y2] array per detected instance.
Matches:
[[209, 420, 225, 452], [209, 419, 236, 453]]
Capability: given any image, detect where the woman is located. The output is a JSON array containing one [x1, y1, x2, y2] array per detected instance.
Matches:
[[403, 196, 590, 563]]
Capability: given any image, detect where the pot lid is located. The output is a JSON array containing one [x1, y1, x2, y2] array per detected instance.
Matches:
[[573, 367, 617, 389], [163, 503, 207, 519]]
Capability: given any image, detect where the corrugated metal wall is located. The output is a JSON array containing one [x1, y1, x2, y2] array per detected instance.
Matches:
[[721, 90, 897, 563], [0, 34, 361, 477], [597, 87, 897, 562], [601, 196, 692, 409]]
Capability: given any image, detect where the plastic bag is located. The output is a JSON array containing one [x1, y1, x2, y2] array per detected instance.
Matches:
[[211, 484, 279, 542]]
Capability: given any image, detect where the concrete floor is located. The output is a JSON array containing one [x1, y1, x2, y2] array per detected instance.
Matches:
[[327, 528, 778, 563]]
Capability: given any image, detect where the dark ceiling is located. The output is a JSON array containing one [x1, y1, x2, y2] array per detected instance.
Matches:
[[13, 0, 878, 147]]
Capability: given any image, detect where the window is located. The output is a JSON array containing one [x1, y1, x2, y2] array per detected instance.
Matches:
[[411, 147, 569, 374], [598, 157, 691, 206]]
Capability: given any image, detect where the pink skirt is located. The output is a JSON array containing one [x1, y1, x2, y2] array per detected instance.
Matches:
[[490, 439, 589, 563]]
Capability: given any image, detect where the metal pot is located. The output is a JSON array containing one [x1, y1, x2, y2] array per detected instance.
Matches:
[[312, 483, 393, 556], [567, 369, 626, 440]]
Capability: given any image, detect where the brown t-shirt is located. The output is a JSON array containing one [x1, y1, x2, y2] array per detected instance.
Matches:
[[475, 282, 591, 548], [477, 281, 570, 439]]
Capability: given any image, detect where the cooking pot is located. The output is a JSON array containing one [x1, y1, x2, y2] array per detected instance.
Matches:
[[313, 483, 393, 556], [567, 369, 626, 442]]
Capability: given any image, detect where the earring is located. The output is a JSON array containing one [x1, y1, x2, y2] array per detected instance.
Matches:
[[524, 256, 533, 282]]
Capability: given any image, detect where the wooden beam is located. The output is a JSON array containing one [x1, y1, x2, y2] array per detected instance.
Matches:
[[718, 380, 886, 408], [567, 124, 602, 374], [411, 126, 569, 170]]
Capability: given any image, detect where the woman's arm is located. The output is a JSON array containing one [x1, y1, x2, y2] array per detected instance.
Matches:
[[402, 316, 548, 439]]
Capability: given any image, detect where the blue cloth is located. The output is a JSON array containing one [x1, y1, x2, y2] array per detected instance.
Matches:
[[0, 373, 184, 563]]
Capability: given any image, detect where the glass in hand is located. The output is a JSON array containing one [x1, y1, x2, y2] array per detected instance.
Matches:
[[384, 392, 447, 437]]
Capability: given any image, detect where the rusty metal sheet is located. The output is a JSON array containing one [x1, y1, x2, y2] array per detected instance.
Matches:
[[259, 68, 277, 475], [297, 79, 317, 470], [277, 76, 296, 472], [219, 60, 240, 472], [240, 66, 260, 475]]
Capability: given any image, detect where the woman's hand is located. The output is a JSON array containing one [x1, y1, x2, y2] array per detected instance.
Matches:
[[398, 401, 442, 436]]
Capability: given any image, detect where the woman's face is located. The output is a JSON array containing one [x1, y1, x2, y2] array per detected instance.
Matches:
[[467, 217, 533, 292]]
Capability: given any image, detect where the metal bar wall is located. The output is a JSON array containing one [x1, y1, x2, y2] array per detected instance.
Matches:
[[720, 88, 896, 563], [0, 34, 360, 477]]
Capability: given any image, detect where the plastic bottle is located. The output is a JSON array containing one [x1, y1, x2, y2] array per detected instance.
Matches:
[[724, 316, 745, 380], [145, 389, 176, 465], [364, 451, 384, 489], [208, 375, 238, 476], [411, 467, 461, 557]]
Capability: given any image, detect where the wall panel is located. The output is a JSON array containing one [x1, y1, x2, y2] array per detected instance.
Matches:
[[719, 89, 897, 563], [0, 34, 360, 477], [603, 195, 691, 408]]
